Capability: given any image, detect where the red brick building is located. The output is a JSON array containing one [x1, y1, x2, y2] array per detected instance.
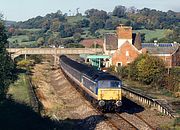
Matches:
[[103, 25, 180, 68], [112, 41, 146, 66], [104, 25, 145, 67], [142, 43, 180, 68]]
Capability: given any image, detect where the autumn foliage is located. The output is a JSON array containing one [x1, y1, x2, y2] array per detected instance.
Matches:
[[115, 54, 179, 92]]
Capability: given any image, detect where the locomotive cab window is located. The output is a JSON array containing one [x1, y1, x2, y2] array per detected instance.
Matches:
[[98, 80, 121, 88]]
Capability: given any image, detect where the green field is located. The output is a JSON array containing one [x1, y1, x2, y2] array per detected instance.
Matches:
[[8, 35, 37, 47], [134, 29, 166, 42], [82, 28, 166, 41], [23, 28, 41, 32], [67, 15, 86, 25], [8, 35, 29, 43]]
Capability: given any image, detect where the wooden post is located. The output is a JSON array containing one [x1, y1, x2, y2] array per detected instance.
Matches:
[[54, 48, 57, 66], [25, 47, 27, 60]]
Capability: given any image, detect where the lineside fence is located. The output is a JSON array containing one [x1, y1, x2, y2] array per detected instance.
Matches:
[[26, 74, 42, 113], [122, 85, 178, 118]]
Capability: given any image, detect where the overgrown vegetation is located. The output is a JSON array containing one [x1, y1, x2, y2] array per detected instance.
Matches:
[[8, 73, 31, 104]]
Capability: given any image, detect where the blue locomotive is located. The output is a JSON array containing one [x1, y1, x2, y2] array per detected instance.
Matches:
[[60, 55, 122, 111]]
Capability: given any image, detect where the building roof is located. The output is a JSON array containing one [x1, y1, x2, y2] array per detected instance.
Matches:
[[104, 33, 141, 50], [132, 33, 142, 50], [142, 43, 180, 55], [80, 39, 103, 48], [105, 33, 118, 50]]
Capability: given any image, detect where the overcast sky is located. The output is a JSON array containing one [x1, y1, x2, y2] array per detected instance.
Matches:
[[0, 0, 179, 21]]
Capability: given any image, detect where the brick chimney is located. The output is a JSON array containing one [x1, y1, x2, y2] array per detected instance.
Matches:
[[116, 24, 132, 48]]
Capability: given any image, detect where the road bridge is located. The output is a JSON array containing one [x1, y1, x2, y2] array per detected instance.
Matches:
[[7, 48, 103, 65]]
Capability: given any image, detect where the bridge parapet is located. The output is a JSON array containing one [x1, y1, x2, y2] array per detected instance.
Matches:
[[7, 48, 103, 59]]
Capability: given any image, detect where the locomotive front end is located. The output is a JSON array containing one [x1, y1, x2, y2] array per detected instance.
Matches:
[[97, 80, 122, 110]]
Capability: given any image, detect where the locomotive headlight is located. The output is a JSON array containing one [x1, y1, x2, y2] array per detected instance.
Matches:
[[99, 100, 105, 106], [116, 101, 122, 107]]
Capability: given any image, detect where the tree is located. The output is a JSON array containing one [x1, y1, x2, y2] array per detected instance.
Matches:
[[0, 21, 14, 99], [59, 23, 75, 38], [50, 18, 60, 32], [113, 5, 127, 18], [85, 9, 108, 20], [89, 20, 105, 34], [73, 33, 81, 43], [136, 54, 165, 84], [77, 19, 90, 28], [37, 37, 44, 47], [105, 19, 114, 30]]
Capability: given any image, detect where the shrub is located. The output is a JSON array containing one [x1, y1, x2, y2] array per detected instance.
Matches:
[[107, 65, 116, 74], [117, 66, 128, 78], [17, 60, 33, 68], [174, 117, 180, 126], [125, 54, 166, 86], [136, 54, 165, 84], [29, 55, 43, 64]]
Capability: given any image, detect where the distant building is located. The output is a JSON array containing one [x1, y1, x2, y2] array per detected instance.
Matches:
[[142, 43, 180, 67], [112, 41, 146, 67], [80, 39, 103, 48], [103, 25, 145, 67], [103, 24, 180, 68]]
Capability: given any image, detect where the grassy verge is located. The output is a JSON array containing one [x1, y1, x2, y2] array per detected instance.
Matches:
[[8, 73, 31, 105]]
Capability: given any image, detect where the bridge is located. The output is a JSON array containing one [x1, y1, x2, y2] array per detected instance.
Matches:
[[7, 48, 103, 65]]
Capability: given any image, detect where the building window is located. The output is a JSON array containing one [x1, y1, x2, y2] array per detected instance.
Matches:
[[126, 62, 130, 65], [117, 62, 122, 67], [126, 51, 129, 56]]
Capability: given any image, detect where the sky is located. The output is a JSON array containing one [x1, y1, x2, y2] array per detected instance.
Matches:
[[0, 0, 179, 21]]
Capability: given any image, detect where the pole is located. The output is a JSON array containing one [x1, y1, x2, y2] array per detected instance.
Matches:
[[25, 47, 27, 60], [54, 47, 57, 66]]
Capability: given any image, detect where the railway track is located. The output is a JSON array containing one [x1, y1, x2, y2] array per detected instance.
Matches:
[[61, 68, 154, 130]]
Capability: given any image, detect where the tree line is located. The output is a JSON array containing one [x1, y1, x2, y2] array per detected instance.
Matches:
[[7, 5, 180, 48]]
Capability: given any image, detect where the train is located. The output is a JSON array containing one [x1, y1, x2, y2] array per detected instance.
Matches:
[[59, 55, 122, 111]]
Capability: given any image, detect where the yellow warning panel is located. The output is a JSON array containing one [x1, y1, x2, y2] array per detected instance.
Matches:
[[98, 88, 121, 100]]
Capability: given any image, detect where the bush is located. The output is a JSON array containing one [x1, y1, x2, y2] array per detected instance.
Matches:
[[117, 66, 128, 78], [163, 74, 179, 92], [119, 54, 166, 86], [174, 117, 180, 126], [17, 60, 33, 68], [136, 55, 165, 84], [107, 65, 116, 74], [29, 55, 43, 64]]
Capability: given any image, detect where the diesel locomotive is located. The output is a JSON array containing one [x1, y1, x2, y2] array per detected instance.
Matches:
[[59, 55, 122, 111]]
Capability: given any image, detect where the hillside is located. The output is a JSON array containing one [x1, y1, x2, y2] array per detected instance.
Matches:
[[7, 6, 180, 48], [5, 20, 16, 27]]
